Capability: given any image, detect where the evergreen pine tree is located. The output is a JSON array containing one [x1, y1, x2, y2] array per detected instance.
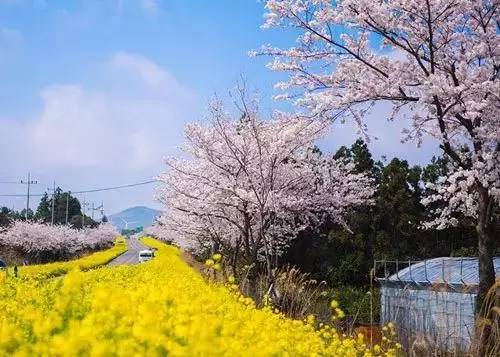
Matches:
[[35, 193, 51, 222]]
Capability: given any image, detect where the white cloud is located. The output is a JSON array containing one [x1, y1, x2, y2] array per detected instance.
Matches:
[[0, 52, 200, 212], [28, 54, 197, 170], [112, 52, 183, 89]]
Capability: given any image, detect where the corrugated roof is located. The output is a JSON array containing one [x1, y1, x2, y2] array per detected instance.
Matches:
[[387, 257, 500, 286]]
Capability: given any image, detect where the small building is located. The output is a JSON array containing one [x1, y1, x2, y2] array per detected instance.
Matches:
[[376, 257, 500, 352]]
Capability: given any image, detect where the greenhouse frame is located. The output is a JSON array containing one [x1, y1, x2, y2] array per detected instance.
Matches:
[[375, 257, 500, 352]]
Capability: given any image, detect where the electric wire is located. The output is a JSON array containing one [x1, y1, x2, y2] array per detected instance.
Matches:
[[0, 179, 158, 197]]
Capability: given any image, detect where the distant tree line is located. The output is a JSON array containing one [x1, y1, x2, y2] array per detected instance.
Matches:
[[0, 188, 104, 229], [121, 226, 143, 236]]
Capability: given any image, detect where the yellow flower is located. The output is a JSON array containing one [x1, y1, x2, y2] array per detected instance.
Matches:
[[204, 259, 215, 267], [212, 253, 222, 262], [0, 237, 393, 356], [334, 307, 345, 319], [330, 299, 339, 309], [306, 314, 315, 325]]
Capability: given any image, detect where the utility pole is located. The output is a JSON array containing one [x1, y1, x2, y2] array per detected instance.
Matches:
[[82, 196, 85, 228], [65, 191, 71, 225], [20, 173, 37, 221], [81, 196, 88, 229], [90, 202, 103, 222]]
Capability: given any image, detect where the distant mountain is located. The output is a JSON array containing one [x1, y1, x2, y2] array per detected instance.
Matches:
[[109, 206, 161, 231]]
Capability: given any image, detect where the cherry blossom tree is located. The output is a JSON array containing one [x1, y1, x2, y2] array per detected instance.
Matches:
[[156, 98, 375, 278], [84, 223, 119, 250], [0, 221, 118, 263], [255, 0, 499, 309], [144, 222, 172, 242]]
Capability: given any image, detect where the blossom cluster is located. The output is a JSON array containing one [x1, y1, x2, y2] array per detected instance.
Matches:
[[0, 237, 398, 356], [156, 100, 375, 267], [0, 221, 119, 263], [421, 152, 500, 229], [143, 223, 170, 242]]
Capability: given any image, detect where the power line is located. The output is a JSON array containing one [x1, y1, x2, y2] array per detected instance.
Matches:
[[0, 179, 157, 197], [71, 180, 157, 194]]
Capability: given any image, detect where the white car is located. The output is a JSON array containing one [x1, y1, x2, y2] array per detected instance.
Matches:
[[138, 249, 154, 263]]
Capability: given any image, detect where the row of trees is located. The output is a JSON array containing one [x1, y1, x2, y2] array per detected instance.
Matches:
[[0, 189, 104, 230], [0, 207, 33, 227], [157, 103, 497, 288], [0, 221, 118, 263], [0, 190, 115, 263]]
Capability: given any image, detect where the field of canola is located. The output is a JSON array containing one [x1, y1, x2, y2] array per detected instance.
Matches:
[[0, 237, 397, 356], [5, 236, 127, 280]]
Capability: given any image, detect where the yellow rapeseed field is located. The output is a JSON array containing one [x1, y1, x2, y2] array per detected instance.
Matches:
[[7, 236, 127, 279], [0, 237, 397, 356]]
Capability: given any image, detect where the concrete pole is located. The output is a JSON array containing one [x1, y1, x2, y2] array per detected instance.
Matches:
[[65, 191, 71, 225], [26, 173, 30, 221], [21, 173, 37, 221], [82, 196, 86, 228]]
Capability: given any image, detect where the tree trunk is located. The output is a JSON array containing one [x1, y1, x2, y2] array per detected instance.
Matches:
[[476, 188, 496, 314], [476, 225, 495, 314], [475, 188, 496, 356]]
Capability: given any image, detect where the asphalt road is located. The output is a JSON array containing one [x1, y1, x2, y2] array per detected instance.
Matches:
[[108, 236, 150, 266]]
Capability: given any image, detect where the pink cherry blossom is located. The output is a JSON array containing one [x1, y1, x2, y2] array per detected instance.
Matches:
[[156, 99, 375, 273], [0, 221, 118, 263]]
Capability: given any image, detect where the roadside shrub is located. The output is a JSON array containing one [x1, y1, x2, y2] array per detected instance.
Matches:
[[249, 265, 330, 320], [470, 279, 500, 357], [329, 286, 381, 327]]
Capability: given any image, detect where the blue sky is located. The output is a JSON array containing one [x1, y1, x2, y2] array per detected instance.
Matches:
[[0, 0, 438, 214]]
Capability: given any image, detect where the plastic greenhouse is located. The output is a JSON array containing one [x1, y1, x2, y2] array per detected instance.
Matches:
[[375, 257, 500, 352]]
